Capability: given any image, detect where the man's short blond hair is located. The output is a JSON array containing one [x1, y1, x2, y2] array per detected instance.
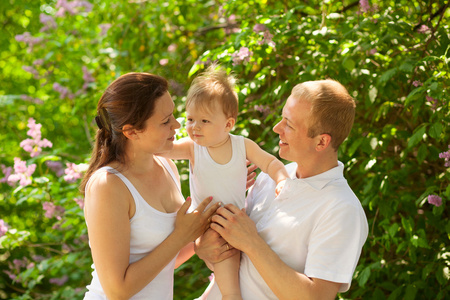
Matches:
[[186, 64, 239, 120], [292, 79, 356, 150]]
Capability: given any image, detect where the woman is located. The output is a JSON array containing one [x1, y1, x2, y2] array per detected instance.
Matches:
[[79, 73, 219, 299]]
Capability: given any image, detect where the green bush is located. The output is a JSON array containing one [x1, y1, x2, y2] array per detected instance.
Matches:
[[0, 0, 448, 299]]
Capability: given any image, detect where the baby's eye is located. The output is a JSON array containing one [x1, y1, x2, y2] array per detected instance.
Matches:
[[202, 119, 209, 123]]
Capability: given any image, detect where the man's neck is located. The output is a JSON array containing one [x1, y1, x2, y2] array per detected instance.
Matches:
[[295, 152, 339, 179]]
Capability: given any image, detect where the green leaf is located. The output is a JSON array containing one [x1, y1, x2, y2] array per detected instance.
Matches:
[[429, 122, 443, 140], [378, 68, 397, 85], [407, 124, 427, 148], [358, 266, 371, 287]]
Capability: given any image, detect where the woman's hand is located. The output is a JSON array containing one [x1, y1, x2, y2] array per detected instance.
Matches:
[[173, 197, 219, 245]]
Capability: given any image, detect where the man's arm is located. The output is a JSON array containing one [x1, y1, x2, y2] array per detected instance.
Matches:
[[210, 204, 341, 300]]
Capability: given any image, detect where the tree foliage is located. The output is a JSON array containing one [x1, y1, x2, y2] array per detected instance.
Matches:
[[0, 0, 449, 299]]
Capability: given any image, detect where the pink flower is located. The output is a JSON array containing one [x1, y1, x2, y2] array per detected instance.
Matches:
[[412, 80, 423, 87], [258, 30, 275, 47], [0, 165, 13, 185], [7, 158, 36, 186], [56, 0, 93, 17], [253, 24, 267, 33], [427, 194, 442, 207], [22, 65, 40, 79], [426, 95, 438, 110], [15, 32, 43, 50], [99, 23, 112, 36], [168, 44, 177, 52], [64, 163, 83, 183], [49, 275, 69, 286], [39, 13, 57, 32], [232, 47, 253, 66], [159, 58, 169, 66], [368, 48, 377, 55], [439, 145, 450, 167], [42, 201, 65, 219], [74, 197, 85, 209], [46, 161, 64, 176], [360, 0, 370, 13], [417, 25, 430, 34], [19, 118, 53, 157], [0, 219, 8, 237], [53, 82, 74, 99]]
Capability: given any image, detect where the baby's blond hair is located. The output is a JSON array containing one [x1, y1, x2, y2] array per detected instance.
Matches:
[[186, 64, 239, 120]]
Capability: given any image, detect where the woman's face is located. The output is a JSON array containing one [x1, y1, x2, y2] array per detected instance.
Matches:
[[135, 92, 181, 154]]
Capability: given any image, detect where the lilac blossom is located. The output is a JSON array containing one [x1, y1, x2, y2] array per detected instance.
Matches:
[[412, 80, 423, 87], [7, 158, 36, 186], [74, 197, 85, 209], [19, 118, 53, 157], [258, 30, 276, 47], [0, 219, 8, 237], [360, 0, 370, 13], [50, 275, 69, 286], [439, 145, 450, 167], [53, 82, 74, 99], [46, 161, 65, 176], [427, 194, 442, 207], [15, 32, 43, 50], [253, 24, 268, 33], [426, 95, 438, 110], [55, 0, 93, 17], [168, 44, 177, 52], [417, 25, 430, 34], [42, 201, 65, 219], [20, 95, 44, 104], [64, 163, 83, 183], [22, 66, 40, 79], [82, 66, 95, 90], [0, 165, 13, 185], [39, 13, 57, 32], [232, 47, 253, 66], [368, 48, 377, 55], [99, 23, 112, 36], [159, 58, 169, 66]]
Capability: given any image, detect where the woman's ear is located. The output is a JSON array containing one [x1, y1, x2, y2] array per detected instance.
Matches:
[[225, 117, 236, 132], [122, 124, 138, 140], [316, 133, 332, 151]]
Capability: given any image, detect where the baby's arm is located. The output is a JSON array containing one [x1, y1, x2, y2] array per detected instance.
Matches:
[[158, 137, 194, 161], [244, 138, 289, 195]]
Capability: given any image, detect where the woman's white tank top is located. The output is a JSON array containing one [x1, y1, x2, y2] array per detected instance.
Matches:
[[84, 157, 181, 299]]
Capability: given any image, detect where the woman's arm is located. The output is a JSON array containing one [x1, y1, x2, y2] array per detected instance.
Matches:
[[175, 242, 195, 268], [85, 173, 218, 300]]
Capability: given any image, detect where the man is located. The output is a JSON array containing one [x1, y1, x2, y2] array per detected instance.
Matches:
[[195, 79, 369, 300]]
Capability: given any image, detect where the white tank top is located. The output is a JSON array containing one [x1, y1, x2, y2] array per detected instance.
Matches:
[[84, 157, 181, 300], [189, 134, 247, 209]]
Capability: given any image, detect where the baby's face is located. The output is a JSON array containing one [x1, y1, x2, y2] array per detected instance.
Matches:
[[185, 103, 232, 147]]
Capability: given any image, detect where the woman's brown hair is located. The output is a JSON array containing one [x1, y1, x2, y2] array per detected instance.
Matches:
[[79, 73, 168, 194]]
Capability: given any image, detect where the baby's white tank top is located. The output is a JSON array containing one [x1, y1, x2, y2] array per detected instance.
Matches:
[[189, 134, 247, 209], [84, 157, 181, 300]]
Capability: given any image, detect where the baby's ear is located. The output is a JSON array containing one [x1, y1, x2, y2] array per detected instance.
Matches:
[[225, 117, 236, 132]]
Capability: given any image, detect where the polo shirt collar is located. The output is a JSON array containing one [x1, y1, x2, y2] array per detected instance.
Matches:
[[289, 161, 345, 191]]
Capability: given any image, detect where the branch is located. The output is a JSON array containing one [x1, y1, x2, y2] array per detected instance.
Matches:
[[413, 2, 449, 31]]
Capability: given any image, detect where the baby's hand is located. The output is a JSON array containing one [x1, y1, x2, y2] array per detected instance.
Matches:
[[275, 179, 286, 196]]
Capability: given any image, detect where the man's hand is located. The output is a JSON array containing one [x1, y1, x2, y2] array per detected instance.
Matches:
[[246, 160, 258, 190], [210, 204, 261, 252], [194, 228, 239, 267]]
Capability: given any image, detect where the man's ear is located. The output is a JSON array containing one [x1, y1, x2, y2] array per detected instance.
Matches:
[[316, 134, 332, 151], [122, 124, 138, 140], [225, 117, 236, 132]]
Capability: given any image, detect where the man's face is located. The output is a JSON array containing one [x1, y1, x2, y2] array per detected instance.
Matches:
[[273, 95, 317, 164]]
